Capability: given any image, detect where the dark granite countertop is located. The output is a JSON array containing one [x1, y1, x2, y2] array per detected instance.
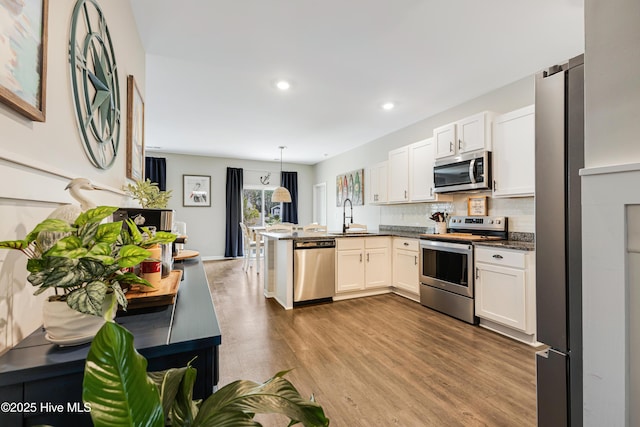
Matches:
[[261, 225, 429, 241], [473, 240, 535, 251]]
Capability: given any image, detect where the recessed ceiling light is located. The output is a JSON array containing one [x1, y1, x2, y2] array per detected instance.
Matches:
[[381, 102, 395, 110], [276, 80, 291, 90]]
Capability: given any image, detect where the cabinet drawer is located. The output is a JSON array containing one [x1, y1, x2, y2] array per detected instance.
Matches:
[[475, 247, 525, 269], [365, 236, 390, 249], [336, 237, 364, 251], [393, 238, 418, 251]]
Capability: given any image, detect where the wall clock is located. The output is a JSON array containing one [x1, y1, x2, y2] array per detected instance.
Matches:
[[69, 0, 120, 169]]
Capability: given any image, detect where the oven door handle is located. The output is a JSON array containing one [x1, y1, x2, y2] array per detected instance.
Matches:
[[420, 239, 472, 253], [468, 159, 477, 184]]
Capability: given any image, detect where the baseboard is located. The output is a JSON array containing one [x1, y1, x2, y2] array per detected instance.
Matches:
[[478, 318, 541, 346]]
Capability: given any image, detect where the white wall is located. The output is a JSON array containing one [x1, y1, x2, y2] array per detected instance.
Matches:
[[0, 0, 145, 354], [314, 76, 535, 232], [582, 0, 640, 424], [155, 152, 314, 259]]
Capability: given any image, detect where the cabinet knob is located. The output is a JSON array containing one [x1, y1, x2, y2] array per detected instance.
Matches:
[[493, 180, 497, 190], [476, 267, 480, 280], [449, 141, 453, 152], [360, 253, 363, 263], [492, 254, 504, 259], [404, 190, 408, 199], [403, 242, 409, 246], [430, 187, 433, 196], [414, 255, 418, 266], [367, 253, 370, 262], [458, 139, 462, 150]]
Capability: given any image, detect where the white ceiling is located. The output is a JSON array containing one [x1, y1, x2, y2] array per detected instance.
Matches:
[[130, 0, 584, 165]]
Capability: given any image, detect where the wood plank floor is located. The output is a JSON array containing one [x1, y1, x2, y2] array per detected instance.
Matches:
[[204, 259, 539, 427]]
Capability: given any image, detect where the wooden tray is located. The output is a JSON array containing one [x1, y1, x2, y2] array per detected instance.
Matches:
[[125, 270, 182, 310], [174, 250, 199, 260]]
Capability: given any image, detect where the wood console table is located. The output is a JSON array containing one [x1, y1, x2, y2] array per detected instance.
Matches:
[[0, 258, 221, 426]]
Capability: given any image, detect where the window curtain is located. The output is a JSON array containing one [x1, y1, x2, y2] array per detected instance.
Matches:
[[225, 167, 244, 257], [145, 157, 167, 191], [281, 171, 298, 224]]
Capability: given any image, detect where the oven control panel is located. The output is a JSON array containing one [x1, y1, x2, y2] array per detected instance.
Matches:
[[448, 216, 507, 232]]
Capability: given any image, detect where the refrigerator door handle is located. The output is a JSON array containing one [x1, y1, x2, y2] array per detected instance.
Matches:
[[536, 348, 550, 359]]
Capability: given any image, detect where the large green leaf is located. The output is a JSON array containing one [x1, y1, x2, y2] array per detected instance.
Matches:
[[25, 219, 75, 243], [83, 322, 164, 427], [126, 219, 144, 245], [95, 221, 124, 244], [66, 281, 108, 316], [45, 235, 82, 255], [79, 221, 100, 247], [193, 371, 329, 427], [143, 231, 177, 246], [75, 206, 119, 227], [0, 239, 27, 250], [118, 245, 151, 268], [148, 365, 198, 425]]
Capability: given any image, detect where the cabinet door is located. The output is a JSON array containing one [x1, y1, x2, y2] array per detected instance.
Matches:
[[434, 122, 456, 159], [336, 249, 365, 292], [393, 249, 419, 293], [492, 105, 535, 197], [388, 146, 409, 202], [365, 247, 390, 289], [475, 262, 528, 331], [367, 161, 388, 204], [409, 138, 436, 201], [457, 112, 490, 153]]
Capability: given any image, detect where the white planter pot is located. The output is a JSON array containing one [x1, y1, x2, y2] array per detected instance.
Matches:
[[42, 299, 113, 346]]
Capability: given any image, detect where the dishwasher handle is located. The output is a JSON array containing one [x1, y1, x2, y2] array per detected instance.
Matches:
[[294, 240, 336, 249]]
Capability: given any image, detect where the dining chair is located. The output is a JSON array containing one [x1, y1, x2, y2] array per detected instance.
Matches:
[[303, 223, 327, 233], [239, 223, 261, 273], [265, 223, 293, 233]]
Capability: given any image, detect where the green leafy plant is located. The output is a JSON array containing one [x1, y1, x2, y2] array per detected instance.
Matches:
[[125, 179, 173, 209], [0, 206, 176, 316], [83, 321, 330, 426]]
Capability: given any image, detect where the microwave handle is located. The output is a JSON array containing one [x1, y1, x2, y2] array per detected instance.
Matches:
[[468, 159, 477, 183]]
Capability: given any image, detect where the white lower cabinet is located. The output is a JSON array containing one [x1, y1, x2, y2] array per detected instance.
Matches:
[[474, 247, 536, 337], [392, 238, 419, 294], [336, 237, 390, 293]]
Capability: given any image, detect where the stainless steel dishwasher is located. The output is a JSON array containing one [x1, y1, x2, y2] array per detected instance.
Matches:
[[293, 239, 336, 304]]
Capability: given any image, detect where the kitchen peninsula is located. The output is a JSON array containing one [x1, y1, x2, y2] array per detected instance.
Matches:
[[261, 226, 427, 309]]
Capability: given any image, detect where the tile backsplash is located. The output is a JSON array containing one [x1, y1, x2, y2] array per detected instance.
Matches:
[[380, 194, 534, 233]]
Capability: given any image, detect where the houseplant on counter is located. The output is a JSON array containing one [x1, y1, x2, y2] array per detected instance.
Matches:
[[0, 206, 176, 343]]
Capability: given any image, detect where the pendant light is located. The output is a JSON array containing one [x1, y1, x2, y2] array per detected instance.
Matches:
[[272, 146, 292, 203]]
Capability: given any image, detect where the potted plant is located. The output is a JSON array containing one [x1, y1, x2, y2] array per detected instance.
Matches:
[[124, 179, 173, 209], [84, 321, 330, 426], [0, 206, 176, 342]]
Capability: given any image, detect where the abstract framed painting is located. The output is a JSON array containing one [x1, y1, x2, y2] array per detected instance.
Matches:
[[0, 0, 49, 121]]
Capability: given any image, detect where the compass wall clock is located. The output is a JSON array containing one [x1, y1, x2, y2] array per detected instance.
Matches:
[[69, 0, 120, 169]]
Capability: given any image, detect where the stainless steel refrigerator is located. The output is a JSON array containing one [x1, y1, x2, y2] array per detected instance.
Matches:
[[534, 54, 584, 426]]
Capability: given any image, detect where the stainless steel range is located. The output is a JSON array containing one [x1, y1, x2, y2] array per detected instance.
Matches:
[[419, 216, 508, 324]]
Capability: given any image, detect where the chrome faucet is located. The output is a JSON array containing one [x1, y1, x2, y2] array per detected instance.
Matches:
[[342, 198, 353, 233]]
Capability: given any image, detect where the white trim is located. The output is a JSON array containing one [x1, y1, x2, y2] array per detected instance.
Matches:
[[580, 162, 640, 176]]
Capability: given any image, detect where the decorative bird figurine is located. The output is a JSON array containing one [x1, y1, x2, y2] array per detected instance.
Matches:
[[47, 178, 103, 223], [38, 178, 103, 252]]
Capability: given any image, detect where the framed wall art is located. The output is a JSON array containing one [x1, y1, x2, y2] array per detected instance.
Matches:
[[467, 196, 488, 216], [336, 169, 364, 207], [126, 75, 145, 181], [0, 0, 49, 121], [183, 175, 211, 207]]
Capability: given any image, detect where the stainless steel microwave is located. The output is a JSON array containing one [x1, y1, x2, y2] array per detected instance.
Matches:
[[433, 151, 491, 193]]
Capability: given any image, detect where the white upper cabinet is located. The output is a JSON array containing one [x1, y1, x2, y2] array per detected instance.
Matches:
[[367, 161, 388, 204], [492, 105, 535, 198], [387, 146, 410, 202], [434, 111, 496, 159], [408, 138, 435, 201]]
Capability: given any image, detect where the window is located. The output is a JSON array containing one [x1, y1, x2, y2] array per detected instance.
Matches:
[[243, 187, 281, 226]]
